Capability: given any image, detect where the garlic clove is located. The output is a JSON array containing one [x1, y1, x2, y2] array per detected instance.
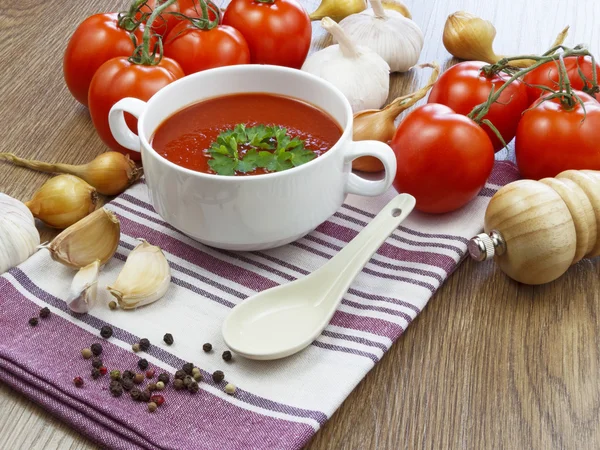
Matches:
[[0, 194, 40, 274], [107, 240, 171, 310], [67, 260, 100, 313], [381, 0, 411, 18], [48, 207, 120, 269], [309, 0, 367, 22]]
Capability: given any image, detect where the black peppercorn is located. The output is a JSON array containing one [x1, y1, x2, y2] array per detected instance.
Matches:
[[157, 373, 170, 385], [91, 357, 103, 369], [163, 333, 174, 345], [222, 351, 232, 362], [91, 368, 101, 379], [122, 370, 135, 380], [130, 387, 142, 401], [28, 317, 38, 327], [122, 378, 134, 391], [109, 380, 121, 389], [202, 343, 212, 352], [175, 370, 187, 380], [188, 381, 199, 393], [110, 382, 123, 397], [212, 370, 224, 383], [182, 362, 194, 375], [173, 379, 184, 390], [39, 307, 51, 319], [183, 375, 194, 387], [137, 358, 149, 370], [90, 343, 103, 356], [100, 325, 113, 339], [139, 338, 150, 351], [140, 390, 151, 402]]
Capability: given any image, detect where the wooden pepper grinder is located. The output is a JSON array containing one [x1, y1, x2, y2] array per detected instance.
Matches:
[[468, 170, 600, 285]]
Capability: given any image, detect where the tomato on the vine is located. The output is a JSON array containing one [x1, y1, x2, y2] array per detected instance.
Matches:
[[88, 57, 184, 160], [63, 13, 152, 107], [139, 0, 219, 37], [515, 91, 600, 180], [523, 56, 600, 103], [391, 104, 495, 214], [222, 0, 311, 69], [428, 61, 530, 152]]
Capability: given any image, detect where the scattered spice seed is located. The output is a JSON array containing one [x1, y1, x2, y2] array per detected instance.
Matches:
[[193, 372, 203, 382], [133, 373, 145, 385], [110, 370, 121, 381], [202, 343, 212, 352], [183, 376, 194, 387], [28, 317, 39, 327], [225, 383, 236, 395], [110, 380, 121, 389], [91, 357, 103, 369], [163, 333, 174, 345], [139, 338, 150, 351], [100, 325, 113, 339], [155, 381, 165, 391], [122, 370, 135, 380], [130, 387, 142, 401], [173, 379, 184, 390], [151, 395, 164, 406], [39, 307, 51, 318], [90, 343, 103, 356], [182, 362, 194, 375], [91, 368, 101, 379], [108, 301, 117, 310], [157, 373, 169, 385], [132, 343, 141, 353], [148, 402, 158, 412], [212, 370, 224, 383], [188, 381, 199, 393], [140, 390, 151, 402], [81, 348, 93, 359], [137, 358, 149, 370], [122, 378, 134, 391], [222, 351, 232, 362], [73, 376, 84, 387], [146, 369, 155, 379], [99, 366, 108, 376], [174, 370, 186, 380], [110, 383, 124, 397], [147, 383, 157, 392]]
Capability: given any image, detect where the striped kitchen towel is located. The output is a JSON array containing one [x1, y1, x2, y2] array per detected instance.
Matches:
[[0, 160, 519, 450]]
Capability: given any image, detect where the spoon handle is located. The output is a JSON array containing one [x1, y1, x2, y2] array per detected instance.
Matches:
[[314, 194, 416, 306]]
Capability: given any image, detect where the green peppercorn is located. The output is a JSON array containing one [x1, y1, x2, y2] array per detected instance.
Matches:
[[173, 379, 184, 390], [122, 370, 135, 380], [182, 362, 194, 375], [90, 343, 103, 356], [110, 370, 121, 381], [155, 381, 165, 391], [222, 351, 232, 362], [202, 343, 212, 352], [157, 373, 170, 385], [140, 390, 151, 402], [148, 402, 158, 413], [212, 370, 224, 383], [110, 382, 123, 397], [133, 373, 145, 385], [175, 370, 186, 380], [130, 387, 142, 401], [91, 368, 101, 380], [225, 383, 236, 395], [188, 381, 199, 393], [139, 338, 150, 351], [91, 357, 103, 369], [108, 301, 117, 310], [39, 307, 51, 318], [193, 372, 203, 382], [163, 333, 174, 345], [100, 325, 113, 339], [132, 343, 141, 353], [81, 348, 93, 359], [122, 378, 134, 391], [28, 317, 38, 327], [183, 375, 194, 387], [137, 358, 149, 370]]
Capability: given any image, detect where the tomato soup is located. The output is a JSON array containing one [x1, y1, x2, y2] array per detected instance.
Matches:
[[151, 93, 343, 175]]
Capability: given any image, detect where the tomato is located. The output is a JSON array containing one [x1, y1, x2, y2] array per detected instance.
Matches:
[[515, 91, 600, 180], [523, 56, 600, 103], [222, 0, 311, 69], [63, 13, 153, 107], [391, 104, 495, 214], [428, 61, 530, 152], [140, 0, 219, 37], [88, 57, 184, 160], [164, 22, 250, 74]]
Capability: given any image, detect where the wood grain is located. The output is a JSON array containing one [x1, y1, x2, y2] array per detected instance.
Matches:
[[1, 0, 600, 449]]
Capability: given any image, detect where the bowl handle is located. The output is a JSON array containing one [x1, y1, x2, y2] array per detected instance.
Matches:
[[108, 98, 147, 152], [344, 141, 397, 196]]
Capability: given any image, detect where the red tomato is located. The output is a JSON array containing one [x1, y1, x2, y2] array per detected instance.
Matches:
[[523, 56, 600, 103], [391, 104, 495, 214], [88, 57, 184, 160], [515, 91, 600, 180], [63, 13, 152, 107], [222, 0, 311, 69], [140, 0, 219, 37], [164, 22, 250, 74], [428, 61, 530, 152]]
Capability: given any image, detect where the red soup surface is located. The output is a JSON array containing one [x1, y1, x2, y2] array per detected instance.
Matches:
[[151, 93, 343, 175]]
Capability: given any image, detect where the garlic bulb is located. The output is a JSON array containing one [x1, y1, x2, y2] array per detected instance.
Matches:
[[0, 194, 40, 274], [309, 0, 367, 22], [107, 240, 171, 309], [48, 208, 120, 269], [336, 0, 423, 72], [302, 17, 390, 113], [67, 260, 100, 313]]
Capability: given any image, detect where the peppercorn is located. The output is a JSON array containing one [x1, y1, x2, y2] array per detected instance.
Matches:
[[140, 390, 151, 402], [130, 387, 142, 401], [110, 383, 124, 397], [39, 307, 51, 319], [193, 372, 203, 382], [73, 376, 84, 387], [133, 373, 145, 384], [173, 379, 184, 390], [137, 358, 149, 370], [90, 343, 103, 356], [122, 370, 135, 380], [109, 380, 121, 390], [132, 343, 141, 353], [155, 381, 165, 391], [100, 325, 113, 339], [81, 348, 93, 359], [28, 317, 38, 327], [139, 338, 150, 351], [122, 378, 134, 391], [147, 383, 157, 392], [146, 369, 155, 379], [222, 351, 232, 362], [91, 357, 103, 369], [188, 381, 199, 393], [163, 333, 174, 345], [175, 370, 186, 380], [148, 402, 158, 412], [225, 383, 236, 395], [182, 362, 194, 375], [150, 395, 164, 406], [91, 368, 101, 379], [99, 366, 108, 376], [108, 301, 117, 310], [157, 373, 169, 385], [110, 370, 121, 381], [202, 343, 212, 352], [183, 375, 194, 387], [212, 370, 224, 383]]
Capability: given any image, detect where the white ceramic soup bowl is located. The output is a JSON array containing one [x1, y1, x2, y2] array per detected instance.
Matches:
[[109, 65, 396, 251]]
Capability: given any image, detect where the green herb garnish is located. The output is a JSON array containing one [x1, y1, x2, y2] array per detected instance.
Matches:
[[207, 124, 317, 176]]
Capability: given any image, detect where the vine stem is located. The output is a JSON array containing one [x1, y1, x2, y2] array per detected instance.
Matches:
[[138, 0, 178, 65]]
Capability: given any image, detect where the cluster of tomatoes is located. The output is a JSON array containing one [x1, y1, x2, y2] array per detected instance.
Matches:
[[63, 0, 312, 160], [391, 57, 600, 213]]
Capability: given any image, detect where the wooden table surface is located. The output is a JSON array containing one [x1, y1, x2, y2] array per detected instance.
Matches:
[[1, 0, 600, 448]]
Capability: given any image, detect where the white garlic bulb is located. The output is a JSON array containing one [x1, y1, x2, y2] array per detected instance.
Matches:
[[336, 0, 424, 72], [0, 193, 40, 274], [302, 17, 390, 113]]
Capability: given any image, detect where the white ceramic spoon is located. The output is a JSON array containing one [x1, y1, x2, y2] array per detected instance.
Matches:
[[222, 194, 416, 360]]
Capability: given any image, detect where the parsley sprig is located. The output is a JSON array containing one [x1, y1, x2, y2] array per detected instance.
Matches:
[[207, 124, 317, 176]]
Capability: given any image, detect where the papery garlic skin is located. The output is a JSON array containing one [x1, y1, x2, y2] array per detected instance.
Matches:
[[107, 240, 171, 310], [0, 194, 40, 274], [336, 0, 424, 73], [67, 260, 100, 313]]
